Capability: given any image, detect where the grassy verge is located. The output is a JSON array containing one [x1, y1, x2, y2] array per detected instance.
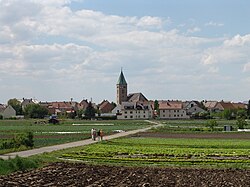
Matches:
[[0, 156, 41, 175]]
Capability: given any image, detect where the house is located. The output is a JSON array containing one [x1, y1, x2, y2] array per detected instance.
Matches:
[[127, 93, 148, 103], [43, 101, 77, 115], [78, 99, 89, 111], [0, 105, 16, 119], [183, 100, 206, 116], [203, 101, 218, 112], [20, 98, 38, 109], [114, 101, 153, 120], [98, 100, 115, 114], [158, 100, 189, 119], [214, 101, 247, 112]]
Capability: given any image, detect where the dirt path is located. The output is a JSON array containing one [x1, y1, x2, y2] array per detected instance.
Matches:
[[0, 120, 161, 160]]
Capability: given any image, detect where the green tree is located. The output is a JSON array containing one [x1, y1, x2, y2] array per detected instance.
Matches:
[[236, 118, 248, 129], [154, 100, 159, 118], [8, 98, 22, 115], [206, 119, 218, 131], [24, 104, 48, 118], [247, 100, 250, 117], [222, 109, 234, 120], [84, 102, 96, 119], [237, 109, 247, 119]]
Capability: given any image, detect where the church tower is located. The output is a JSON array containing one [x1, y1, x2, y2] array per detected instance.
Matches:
[[116, 69, 127, 104]]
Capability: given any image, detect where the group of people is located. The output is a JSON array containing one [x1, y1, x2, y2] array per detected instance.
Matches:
[[91, 128, 104, 141]]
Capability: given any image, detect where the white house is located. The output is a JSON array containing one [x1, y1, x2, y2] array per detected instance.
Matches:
[[158, 100, 189, 119], [113, 101, 153, 120], [183, 101, 206, 116]]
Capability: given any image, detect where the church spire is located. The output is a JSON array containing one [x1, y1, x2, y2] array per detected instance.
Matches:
[[116, 69, 128, 104], [117, 69, 127, 85]]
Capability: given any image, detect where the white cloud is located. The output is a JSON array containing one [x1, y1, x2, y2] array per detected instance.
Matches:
[[243, 62, 250, 72], [137, 16, 163, 28], [202, 54, 217, 65], [224, 34, 250, 47], [187, 27, 201, 34], [205, 21, 224, 27], [208, 66, 219, 73], [0, 0, 250, 103]]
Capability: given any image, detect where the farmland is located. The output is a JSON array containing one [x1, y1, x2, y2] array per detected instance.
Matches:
[[0, 119, 151, 153], [0, 119, 250, 186], [60, 135, 250, 169]]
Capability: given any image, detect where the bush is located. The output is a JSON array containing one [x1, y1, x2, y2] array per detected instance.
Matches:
[[205, 120, 218, 131], [236, 118, 248, 129], [0, 132, 34, 150], [0, 156, 40, 175]]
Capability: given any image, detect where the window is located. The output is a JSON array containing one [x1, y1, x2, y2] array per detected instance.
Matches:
[[125, 111, 127, 114], [130, 116, 133, 118], [125, 116, 127, 118], [130, 111, 133, 114]]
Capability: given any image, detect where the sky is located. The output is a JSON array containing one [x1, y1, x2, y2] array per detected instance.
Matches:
[[1, 0, 250, 104]]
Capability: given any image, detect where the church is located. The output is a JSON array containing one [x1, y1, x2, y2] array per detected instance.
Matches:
[[112, 70, 153, 119]]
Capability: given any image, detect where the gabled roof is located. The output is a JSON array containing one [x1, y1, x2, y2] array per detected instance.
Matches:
[[158, 100, 183, 110], [98, 100, 115, 113], [232, 103, 246, 109], [117, 70, 127, 85], [127, 93, 148, 102], [203, 101, 218, 109]]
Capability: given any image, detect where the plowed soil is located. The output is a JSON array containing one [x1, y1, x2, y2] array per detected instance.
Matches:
[[0, 162, 249, 187]]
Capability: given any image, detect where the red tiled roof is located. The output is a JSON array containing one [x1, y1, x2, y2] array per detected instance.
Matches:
[[158, 101, 183, 110]]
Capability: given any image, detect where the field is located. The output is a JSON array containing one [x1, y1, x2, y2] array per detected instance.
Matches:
[[0, 119, 250, 186], [0, 119, 151, 153], [60, 134, 250, 169]]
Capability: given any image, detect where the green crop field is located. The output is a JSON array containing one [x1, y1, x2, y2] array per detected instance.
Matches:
[[0, 119, 151, 153], [60, 137, 250, 169]]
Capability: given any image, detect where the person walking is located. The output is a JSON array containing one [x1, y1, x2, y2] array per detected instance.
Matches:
[[93, 128, 97, 141], [100, 129, 104, 141], [97, 129, 101, 141], [91, 128, 94, 140]]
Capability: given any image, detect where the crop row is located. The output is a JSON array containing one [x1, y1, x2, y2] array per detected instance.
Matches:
[[61, 137, 250, 168]]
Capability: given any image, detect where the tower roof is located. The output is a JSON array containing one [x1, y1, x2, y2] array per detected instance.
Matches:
[[117, 70, 127, 85]]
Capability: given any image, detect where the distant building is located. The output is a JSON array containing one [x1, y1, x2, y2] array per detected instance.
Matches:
[[116, 70, 128, 105], [20, 98, 38, 109], [0, 105, 16, 119], [113, 101, 153, 120], [183, 100, 206, 116], [98, 100, 115, 113], [114, 70, 153, 119], [158, 100, 189, 119]]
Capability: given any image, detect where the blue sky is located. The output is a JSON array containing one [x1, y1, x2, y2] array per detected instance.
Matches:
[[0, 0, 250, 104]]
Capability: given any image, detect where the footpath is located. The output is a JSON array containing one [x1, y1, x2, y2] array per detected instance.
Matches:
[[0, 120, 162, 160]]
